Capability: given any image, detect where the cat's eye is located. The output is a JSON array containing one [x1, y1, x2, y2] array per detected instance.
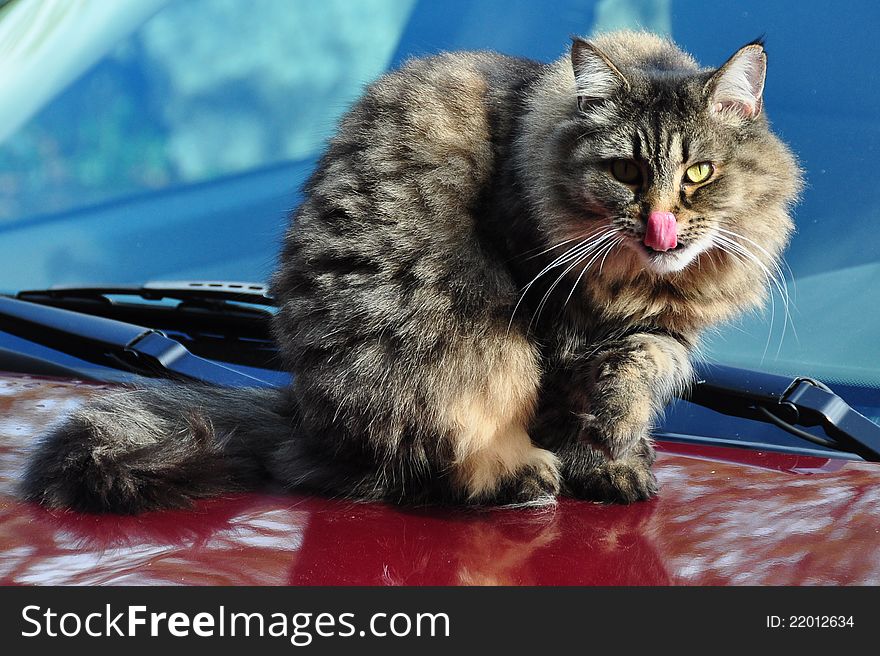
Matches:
[[684, 162, 714, 184], [610, 159, 642, 185]]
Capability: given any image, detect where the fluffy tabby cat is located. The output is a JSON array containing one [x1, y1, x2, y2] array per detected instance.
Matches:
[[23, 31, 800, 513]]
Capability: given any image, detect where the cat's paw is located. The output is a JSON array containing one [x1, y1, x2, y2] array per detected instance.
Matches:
[[580, 410, 651, 461], [564, 457, 658, 504], [481, 449, 561, 508]]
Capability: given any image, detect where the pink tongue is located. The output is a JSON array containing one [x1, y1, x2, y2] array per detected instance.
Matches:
[[644, 211, 678, 252]]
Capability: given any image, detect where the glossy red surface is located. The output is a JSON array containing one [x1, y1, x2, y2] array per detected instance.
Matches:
[[2, 373, 879, 585]]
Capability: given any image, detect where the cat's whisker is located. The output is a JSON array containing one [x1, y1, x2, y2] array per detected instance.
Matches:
[[526, 229, 615, 284], [516, 225, 609, 261], [508, 228, 619, 332], [508, 239, 595, 328], [715, 228, 790, 307], [528, 229, 621, 327], [713, 231, 792, 346], [712, 233, 789, 362], [561, 234, 621, 310], [519, 235, 583, 260], [716, 227, 786, 278], [528, 230, 620, 328], [531, 258, 586, 328], [598, 236, 624, 277], [716, 226, 799, 352], [710, 236, 775, 362]]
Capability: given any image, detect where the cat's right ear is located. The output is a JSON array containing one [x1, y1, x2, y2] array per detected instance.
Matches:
[[570, 37, 629, 111]]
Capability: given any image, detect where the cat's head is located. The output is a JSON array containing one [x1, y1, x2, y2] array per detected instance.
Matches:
[[518, 31, 801, 318]]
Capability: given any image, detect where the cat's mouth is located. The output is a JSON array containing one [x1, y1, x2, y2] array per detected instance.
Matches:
[[624, 236, 703, 275], [641, 242, 686, 255]]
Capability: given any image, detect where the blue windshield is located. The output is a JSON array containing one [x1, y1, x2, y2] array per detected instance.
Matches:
[[0, 0, 878, 392]]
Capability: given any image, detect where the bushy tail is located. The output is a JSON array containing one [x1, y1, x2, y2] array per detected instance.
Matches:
[[22, 383, 301, 514]]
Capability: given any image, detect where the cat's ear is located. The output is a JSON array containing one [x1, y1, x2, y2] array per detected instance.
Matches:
[[706, 42, 766, 120], [570, 37, 629, 110]]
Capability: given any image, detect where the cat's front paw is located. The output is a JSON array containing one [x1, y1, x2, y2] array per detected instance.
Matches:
[[564, 456, 658, 504], [579, 409, 650, 461]]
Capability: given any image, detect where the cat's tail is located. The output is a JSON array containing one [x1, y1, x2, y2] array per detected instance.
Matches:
[[21, 383, 312, 514]]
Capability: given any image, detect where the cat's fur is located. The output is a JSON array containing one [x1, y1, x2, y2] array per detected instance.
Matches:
[[22, 31, 800, 513]]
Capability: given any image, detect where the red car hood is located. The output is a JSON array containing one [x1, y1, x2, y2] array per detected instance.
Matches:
[[1, 373, 879, 585]]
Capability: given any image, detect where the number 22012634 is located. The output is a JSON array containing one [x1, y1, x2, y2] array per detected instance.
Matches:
[[767, 616, 854, 628]]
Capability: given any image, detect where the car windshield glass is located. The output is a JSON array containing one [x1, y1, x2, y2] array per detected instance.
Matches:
[[0, 0, 878, 395]]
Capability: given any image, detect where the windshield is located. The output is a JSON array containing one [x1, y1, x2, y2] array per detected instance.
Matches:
[[0, 0, 878, 392]]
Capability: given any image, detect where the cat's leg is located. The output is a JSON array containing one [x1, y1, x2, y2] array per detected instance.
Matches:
[[279, 323, 560, 507], [540, 332, 692, 503], [438, 333, 562, 507], [448, 414, 561, 507]]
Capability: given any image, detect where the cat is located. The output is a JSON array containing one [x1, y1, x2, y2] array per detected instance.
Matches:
[[22, 31, 801, 513]]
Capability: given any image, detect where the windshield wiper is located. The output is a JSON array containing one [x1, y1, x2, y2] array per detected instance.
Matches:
[[0, 293, 274, 387], [686, 363, 880, 462], [12, 281, 279, 370]]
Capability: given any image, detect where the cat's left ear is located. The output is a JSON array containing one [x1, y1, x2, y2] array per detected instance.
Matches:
[[706, 42, 767, 119], [570, 37, 629, 111]]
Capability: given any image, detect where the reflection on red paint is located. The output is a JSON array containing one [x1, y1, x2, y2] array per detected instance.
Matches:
[[2, 373, 880, 585]]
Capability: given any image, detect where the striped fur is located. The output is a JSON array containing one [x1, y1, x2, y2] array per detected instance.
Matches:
[[23, 32, 800, 513]]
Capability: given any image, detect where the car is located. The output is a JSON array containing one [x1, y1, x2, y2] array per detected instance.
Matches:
[[1, 0, 879, 587]]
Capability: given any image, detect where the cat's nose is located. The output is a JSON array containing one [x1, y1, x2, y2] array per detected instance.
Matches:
[[644, 211, 678, 251]]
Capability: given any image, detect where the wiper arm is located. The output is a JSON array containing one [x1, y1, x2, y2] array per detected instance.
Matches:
[[686, 363, 880, 461], [0, 295, 274, 387]]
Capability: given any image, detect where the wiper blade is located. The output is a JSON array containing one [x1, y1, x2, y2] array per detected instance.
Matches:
[[17, 280, 274, 305], [15, 280, 275, 334], [686, 363, 880, 461], [14, 280, 279, 371], [0, 295, 274, 387]]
